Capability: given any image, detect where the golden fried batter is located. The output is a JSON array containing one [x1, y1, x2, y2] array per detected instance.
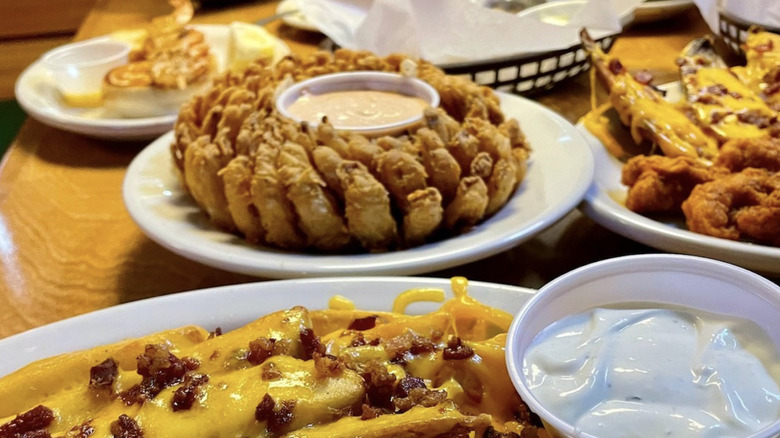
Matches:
[[621, 155, 729, 213], [171, 49, 531, 252], [682, 169, 780, 245]]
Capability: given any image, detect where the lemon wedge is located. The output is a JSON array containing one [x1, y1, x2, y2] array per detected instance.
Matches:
[[228, 21, 277, 72], [110, 28, 148, 51]]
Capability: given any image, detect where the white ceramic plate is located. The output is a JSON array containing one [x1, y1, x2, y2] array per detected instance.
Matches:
[[578, 123, 780, 275], [276, 0, 319, 32], [0, 277, 534, 378], [14, 25, 289, 142], [633, 0, 695, 23], [123, 92, 594, 278]]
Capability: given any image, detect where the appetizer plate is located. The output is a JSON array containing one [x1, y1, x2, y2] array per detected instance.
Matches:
[[123, 92, 595, 278], [14, 25, 289, 142], [633, 0, 695, 23], [577, 124, 780, 275], [0, 277, 534, 377]]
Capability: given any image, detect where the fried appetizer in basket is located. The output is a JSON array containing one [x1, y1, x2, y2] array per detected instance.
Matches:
[[171, 49, 531, 253], [0, 278, 541, 438], [103, 0, 217, 118]]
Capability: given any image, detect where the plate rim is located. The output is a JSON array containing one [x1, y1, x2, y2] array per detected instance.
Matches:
[[122, 92, 595, 278], [0, 276, 536, 378], [577, 122, 780, 275]]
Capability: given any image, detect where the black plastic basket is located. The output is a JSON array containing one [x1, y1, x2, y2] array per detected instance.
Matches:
[[439, 34, 618, 96], [718, 11, 780, 57]]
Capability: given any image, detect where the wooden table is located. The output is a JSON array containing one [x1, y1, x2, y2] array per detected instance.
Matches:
[[0, 1, 762, 340]]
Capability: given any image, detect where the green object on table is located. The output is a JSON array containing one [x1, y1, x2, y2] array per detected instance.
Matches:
[[0, 100, 26, 156]]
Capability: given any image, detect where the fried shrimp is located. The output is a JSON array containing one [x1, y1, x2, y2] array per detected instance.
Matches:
[[715, 137, 780, 172], [682, 169, 780, 245], [621, 155, 728, 213], [337, 161, 397, 251]]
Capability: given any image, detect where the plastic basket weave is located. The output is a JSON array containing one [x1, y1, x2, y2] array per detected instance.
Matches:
[[439, 34, 618, 96], [718, 12, 780, 57]]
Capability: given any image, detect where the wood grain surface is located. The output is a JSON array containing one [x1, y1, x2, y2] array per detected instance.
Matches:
[[0, 2, 752, 340]]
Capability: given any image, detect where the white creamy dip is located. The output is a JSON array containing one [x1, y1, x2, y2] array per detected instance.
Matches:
[[286, 90, 429, 129], [523, 306, 780, 437]]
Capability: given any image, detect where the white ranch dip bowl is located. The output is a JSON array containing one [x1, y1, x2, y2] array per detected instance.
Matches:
[[506, 254, 780, 438]]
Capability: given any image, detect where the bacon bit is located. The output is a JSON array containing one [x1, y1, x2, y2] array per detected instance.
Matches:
[[755, 40, 774, 54], [361, 361, 396, 409], [89, 358, 118, 392], [109, 415, 143, 438], [247, 337, 277, 365], [299, 328, 326, 360], [172, 373, 210, 411], [207, 327, 222, 339], [393, 386, 447, 413], [255, 394, 276, 422], [0, 405, 54, 438], [384, 332, 437, 362], [119, 344, 200, 405], [360, 403, 383, 420], [514, 403, 543, 427], [261, 362, 283, 381], [268, 400, 296, 434], [348, 315, 378, 331], [705, 84, 729, 96], [443, 337, 475, 360], [608, 59, 624, 75], [255, 394, 296, 436], [633, 70, 653, 85], [394, 376, 426, 398], [67, 422, 95, 438], [313, 352, 345, 377], [737, 111, 774, 128]]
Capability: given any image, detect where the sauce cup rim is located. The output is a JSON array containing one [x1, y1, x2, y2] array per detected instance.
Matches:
[[505, 253, 780, 438]]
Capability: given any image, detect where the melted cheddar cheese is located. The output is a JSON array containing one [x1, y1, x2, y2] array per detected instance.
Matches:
[[0, 278, 537, 438]]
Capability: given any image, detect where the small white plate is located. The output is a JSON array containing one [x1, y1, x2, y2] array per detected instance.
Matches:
[[0, 277, 535, 377], [277, 0, 319, 32], [578, 123, 780, 275], [123, 92, 595, 278], [633, 0, 695, 23], [15, 24, 289, 142]]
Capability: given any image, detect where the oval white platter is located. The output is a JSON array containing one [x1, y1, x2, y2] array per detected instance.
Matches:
[[0, 277, 534, 378]]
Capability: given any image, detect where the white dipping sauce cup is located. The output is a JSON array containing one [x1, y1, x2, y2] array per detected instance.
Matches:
[[41, 39, 131, 101], [506, 254, 780, 438], [276, 71, 440, 138]]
